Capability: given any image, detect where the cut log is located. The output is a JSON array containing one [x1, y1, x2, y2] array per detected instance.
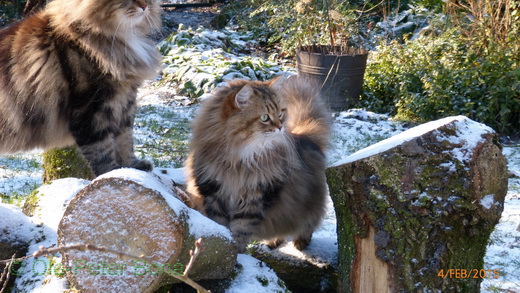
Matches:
[[326, 116, 508, 292], [57, 169, 237, 293], [250, 245, 337, 293]]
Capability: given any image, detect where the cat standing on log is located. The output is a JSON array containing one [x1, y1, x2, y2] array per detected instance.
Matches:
[[185, 75, 332, 252], [0, 0, 162, 175]]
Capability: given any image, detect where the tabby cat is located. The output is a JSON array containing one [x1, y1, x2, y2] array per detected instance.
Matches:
[[185, 75, 332, 252], [0, 0, 161, 175]]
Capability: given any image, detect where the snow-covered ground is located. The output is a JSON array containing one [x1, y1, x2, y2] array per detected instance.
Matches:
[[1, 25, 519, 292], [2, 101, 519, 292], [482, 146, 520, 292]]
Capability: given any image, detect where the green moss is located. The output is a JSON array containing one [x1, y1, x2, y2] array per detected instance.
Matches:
[[22, 189, 40, 216], [42, 146, 94, 182], [256, 276, 269, 287]]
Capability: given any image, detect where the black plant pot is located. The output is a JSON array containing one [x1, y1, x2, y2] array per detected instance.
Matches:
[[296, 46, 368, 112]]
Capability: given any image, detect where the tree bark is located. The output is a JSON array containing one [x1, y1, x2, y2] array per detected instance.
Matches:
[[326, 116, 508, 292], [57, 172, 237, 292], [42, 146, 95, 183]]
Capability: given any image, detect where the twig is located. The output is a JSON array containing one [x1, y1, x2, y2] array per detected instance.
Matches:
[[173, 273, 210, 293], [31, 244, 146, 260], [0, 255, 30, 265], [0, 254, 15, 293], [184, 238, 204, 277], [323, 0, 335, 48], [181, 238, 209, 293]]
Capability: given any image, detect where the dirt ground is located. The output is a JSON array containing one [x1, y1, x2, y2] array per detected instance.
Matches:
[[162, 3, 224, 32]]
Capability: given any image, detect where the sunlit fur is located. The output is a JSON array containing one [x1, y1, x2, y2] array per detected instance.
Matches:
[[0, 0, 161, 175], [185, 76, 332, 252]]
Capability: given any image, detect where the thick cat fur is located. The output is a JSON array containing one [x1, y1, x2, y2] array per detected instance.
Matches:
[[0, 0, 161, 175], [185, 75, 332, 252]]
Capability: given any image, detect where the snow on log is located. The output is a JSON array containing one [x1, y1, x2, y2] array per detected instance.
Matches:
[[326, 116, 508, 292], [0, 204, 34, 287], [57, 169, 237, 293]]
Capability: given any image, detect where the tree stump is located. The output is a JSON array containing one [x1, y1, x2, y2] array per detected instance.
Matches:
[[326, 116, 508, 292], [57, 169, 237, 292]]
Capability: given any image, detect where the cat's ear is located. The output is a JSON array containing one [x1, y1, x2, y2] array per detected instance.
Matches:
[[235, 85, 253, 109]]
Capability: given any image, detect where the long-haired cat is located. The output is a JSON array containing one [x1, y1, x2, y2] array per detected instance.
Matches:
[[185, 75, 332, 252], [0, 0, 162, 175]]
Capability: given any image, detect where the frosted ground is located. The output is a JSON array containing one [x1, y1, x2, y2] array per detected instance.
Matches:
[[0, 26, 519, 292]]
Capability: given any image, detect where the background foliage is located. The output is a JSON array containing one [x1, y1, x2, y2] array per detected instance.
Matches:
[[360, 0, 520, 135], [1, 0, 518, 135], [230, 0, 519, 135], [0, 0, 26, 26]]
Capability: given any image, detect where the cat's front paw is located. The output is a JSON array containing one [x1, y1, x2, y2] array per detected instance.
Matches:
[[292, 237, 311, 251], [262, 238, 284, 249], [130, 159, 153, 172]]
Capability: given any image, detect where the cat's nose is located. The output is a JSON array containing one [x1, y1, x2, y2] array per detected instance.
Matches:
[[138, 1, 147, 10]]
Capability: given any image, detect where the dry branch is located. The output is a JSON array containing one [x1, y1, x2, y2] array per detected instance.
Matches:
[[0, 254, 15, 293], [1, 242, 211, 293]]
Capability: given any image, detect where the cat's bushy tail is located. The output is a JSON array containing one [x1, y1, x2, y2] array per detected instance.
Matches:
[[277, 75, 333, 152]]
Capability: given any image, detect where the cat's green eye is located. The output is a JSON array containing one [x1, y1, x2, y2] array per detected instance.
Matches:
[[260, 114, 270, 122]]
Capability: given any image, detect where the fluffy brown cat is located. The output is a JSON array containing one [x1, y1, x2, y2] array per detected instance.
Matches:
[[185, 75, 332, 252], [0, 0, 161, 175]]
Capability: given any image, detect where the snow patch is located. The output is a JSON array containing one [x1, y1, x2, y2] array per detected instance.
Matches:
[[0, 203, 35, 245], [333, 115, 492, 166], [434, 118, 494, 163], [14, 178, 89, 292], [328, 109, 407, 165], [33, 178, 90, 231], [480, 194, 496, 209], [226, 254, 287, 293], [0, 151, 43, 201], [153, 167, 187, 185]]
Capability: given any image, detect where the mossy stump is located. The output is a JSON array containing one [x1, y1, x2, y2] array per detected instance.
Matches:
[[326, 116, 508, 292], [42, 146, 94, 183]]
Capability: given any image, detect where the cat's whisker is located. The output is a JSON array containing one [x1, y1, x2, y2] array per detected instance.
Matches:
[[146, 12, 161, 32], [112, 18, 125, 53]]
